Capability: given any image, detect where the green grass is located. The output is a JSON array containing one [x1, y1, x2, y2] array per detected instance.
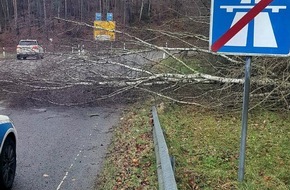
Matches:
[[95, 103, 158, 190], [96, 102, 290, 190], [157, 56, 215, 74], [159, 105, 290, 190]]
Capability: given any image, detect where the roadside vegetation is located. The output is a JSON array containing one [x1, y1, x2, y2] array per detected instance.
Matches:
[[160, 105, 290, 189], [1, 1, 289, 189], [96, 53, 290, 190], [96, 101, 290, 189], [96, 102, 158, 190]]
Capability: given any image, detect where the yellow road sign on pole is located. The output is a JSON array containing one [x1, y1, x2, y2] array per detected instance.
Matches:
[[93, 21, 115, 41]]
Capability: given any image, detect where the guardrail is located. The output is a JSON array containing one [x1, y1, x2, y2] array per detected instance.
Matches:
[[152, 106, 178, 190]]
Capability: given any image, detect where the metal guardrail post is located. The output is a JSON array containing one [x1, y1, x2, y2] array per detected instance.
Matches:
[[152, 106, 178, 190]]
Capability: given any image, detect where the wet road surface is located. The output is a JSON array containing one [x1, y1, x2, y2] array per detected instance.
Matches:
[[0, 106, 122, 190]]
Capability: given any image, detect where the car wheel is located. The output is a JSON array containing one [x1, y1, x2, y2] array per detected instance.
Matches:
[[16, 55, 21, 60], [0, 137, 16, 190], [23, 57, 27, 60]]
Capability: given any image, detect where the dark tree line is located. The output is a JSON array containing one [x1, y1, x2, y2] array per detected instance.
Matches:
[[1, 0, 290, 111], [0, 0, 209, 34]]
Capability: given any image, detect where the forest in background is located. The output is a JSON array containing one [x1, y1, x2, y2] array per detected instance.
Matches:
[[0, 0, 210, 47], [1, 0, 290, 111]]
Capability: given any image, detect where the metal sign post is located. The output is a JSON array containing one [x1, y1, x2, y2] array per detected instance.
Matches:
[[238, 56, 251, 181], [210, 0, 290, 181]]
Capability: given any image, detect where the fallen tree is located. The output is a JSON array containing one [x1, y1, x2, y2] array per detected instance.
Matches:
[[0, 18, 290, 111]]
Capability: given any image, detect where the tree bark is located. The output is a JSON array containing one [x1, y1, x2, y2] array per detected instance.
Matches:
[[12, 0, 18, 34], [43, 0, 47, 33], [139, 0, 144, 21], [0, 0, 6, 31], [5, 0, 9, 21], [27, 0, 31, 35], [99, 0, 102, 13], [64, 0, 67, 19], [80, 0, 83, 21]]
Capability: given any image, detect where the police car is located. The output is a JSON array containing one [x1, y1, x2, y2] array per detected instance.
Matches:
[[0, 115, 17, 190]]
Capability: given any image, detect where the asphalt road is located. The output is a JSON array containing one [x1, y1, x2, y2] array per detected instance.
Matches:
[[0, 50, 160, 189], [0, 105, 122, 190]]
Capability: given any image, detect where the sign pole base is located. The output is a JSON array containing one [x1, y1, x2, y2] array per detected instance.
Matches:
[[238, 56, 251, 182]]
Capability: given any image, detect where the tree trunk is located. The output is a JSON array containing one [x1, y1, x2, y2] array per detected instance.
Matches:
[[114, 0, 117, 17], [124, 0, 131, 25], [57, 0, 60, 23], [27, 0, 31, 35], [80, 0, 83, 22], [147, 0, 151, 18], [99, 0, 102, 13], [35, 0, 42, 28], [64, 0, 67, 19], [156, 0, 161, 24], [0, 0, 7, 31], [12, 0, 18, 34], [4, 0, 10, 31], [5, 0, 9, 21], [43, 0, 47, 26], [139, 0, 144, 21], [43, 0, 47, 37], [123, 0, 126, 25]]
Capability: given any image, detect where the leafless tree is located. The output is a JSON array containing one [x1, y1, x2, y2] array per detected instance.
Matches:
[[0, 1, 290, 111], [1, 17, 290, 111]]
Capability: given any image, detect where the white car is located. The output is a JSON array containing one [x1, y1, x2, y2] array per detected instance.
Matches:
[[16, 39, 44, 60], [0, 115, 17, 190]]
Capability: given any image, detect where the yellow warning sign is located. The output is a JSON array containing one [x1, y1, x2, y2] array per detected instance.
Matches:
[[93, 21, 115, 41]]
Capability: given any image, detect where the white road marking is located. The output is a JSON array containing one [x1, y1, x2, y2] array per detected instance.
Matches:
[[56, 149, 83, 190]]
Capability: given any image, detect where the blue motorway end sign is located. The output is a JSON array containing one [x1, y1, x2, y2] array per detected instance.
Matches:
[[107, 13, 113, 21], [210, 0, 290, 56], [96, 13, 102, 21]]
